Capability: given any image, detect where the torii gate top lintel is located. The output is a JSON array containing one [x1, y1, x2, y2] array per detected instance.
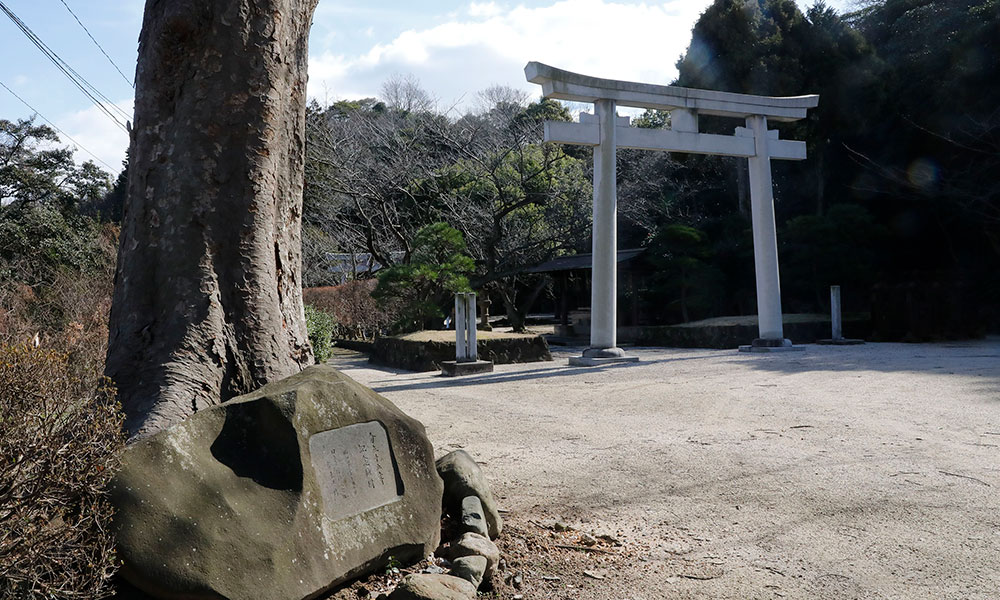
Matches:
[[525, 61, 819, 122]]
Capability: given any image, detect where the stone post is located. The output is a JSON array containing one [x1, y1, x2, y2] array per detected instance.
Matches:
[[817, 285, 863, 345], [442, 293, 494, 376], [455, 294, 467, 361], [746, 114, 789, 347], [830, 285, 843, 341], [466, 294, 478, 362]]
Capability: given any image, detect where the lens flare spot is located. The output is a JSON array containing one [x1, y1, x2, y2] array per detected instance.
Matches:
[[907, 158, 938, 190]]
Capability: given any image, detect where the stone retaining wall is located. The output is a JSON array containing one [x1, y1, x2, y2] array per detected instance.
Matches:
[[636, 316, 871, 349], [370, 334, 552, 372]]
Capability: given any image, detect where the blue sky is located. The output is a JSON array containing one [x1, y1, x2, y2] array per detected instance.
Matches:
[[0, 0, 854, 174]]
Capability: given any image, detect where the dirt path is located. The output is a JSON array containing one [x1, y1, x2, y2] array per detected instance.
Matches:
[[328, 339, 1000, 599]]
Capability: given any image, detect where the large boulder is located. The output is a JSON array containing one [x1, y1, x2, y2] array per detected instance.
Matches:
[[111, 365, 443, 600]]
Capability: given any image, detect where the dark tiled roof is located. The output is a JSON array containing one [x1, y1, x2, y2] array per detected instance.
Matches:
[[524, 248, 646, 273]]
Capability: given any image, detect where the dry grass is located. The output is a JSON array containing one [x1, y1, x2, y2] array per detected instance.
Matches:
[[304, 280, 400, 340], [0, 344, 126, 599]]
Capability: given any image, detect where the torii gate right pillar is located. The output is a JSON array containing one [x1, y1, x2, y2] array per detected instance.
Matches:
[[586, 99, 626, 359], [746, 114, 790, 347]]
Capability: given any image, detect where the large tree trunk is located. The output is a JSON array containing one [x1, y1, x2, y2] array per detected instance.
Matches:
[[107, 0, 319, 438]]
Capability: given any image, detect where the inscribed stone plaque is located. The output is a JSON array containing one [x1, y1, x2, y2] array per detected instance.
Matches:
[[309, 421, 403, 521]]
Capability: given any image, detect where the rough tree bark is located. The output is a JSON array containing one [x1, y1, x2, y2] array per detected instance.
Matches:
[[107, 0, 319, 438]]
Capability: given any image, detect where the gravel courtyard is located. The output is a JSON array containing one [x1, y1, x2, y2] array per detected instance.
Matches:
[[329, 339, 1000, 599]]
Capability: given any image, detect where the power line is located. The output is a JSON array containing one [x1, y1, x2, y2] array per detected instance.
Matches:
[[1, 2, 131, 125], [0, 1, 129, 133], [56, 0, 134, 88], [0, 78, 120, 173]]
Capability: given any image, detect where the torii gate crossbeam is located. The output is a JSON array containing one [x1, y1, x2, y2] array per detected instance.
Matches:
[[525, 62, 819, 364]]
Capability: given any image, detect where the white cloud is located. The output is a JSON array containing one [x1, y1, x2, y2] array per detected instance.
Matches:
[[58, 99, 132, 174], [468, 2, 503, 18], [309, 0, 710, 110]]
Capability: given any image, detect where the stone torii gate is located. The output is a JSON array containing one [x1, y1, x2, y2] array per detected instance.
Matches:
[[525, 62, 819, 365]]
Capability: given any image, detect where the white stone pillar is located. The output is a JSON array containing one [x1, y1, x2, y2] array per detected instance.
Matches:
[[455, 294, 467, 361], [746, 115, 786, 343], [830, 285, 842, 340], [466, 293, 478, 361], [585, 99, 625, 358]]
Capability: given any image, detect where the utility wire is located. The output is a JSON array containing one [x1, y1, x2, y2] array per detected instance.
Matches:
[[56, 0, 134, 88], [0, 1, 129, 133], [0, 78, 119, 172], [2, 2, 130, 124]]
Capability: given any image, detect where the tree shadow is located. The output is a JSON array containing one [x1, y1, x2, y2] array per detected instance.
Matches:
[[727, 338, 1000, 379], [330, 339, 1000, 396], [337, 349, 730, 394]]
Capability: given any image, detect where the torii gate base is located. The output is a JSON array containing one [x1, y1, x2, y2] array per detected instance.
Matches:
[[738, 339, 804, 353], [569, 354, 640, 367]]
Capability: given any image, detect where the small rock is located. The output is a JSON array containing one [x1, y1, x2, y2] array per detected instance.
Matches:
[[422, 564, 445, 575], [450, 555, 487, 589], [459, 496, 490, 538], [553, 521, 572, 532], [579, 533, 598, 546], [678, 564, 725, 581], [436, 450, 503, 539], [449, 532, 500, 581], [388, 574, 475, 600], [508, 573, 523, 589], [597, 534, 621, 545]]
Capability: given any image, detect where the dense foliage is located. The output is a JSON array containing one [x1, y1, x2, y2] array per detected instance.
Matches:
[[304, 89, 590, 331], [622, 0, 1000, 327]]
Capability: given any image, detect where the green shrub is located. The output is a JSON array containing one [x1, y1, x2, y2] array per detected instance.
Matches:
[[0, 344, 125, 600], [373, 223, 473, 332], [642, 224, 726, 324], [0, 203, 107, 286], [305, 304, 337, 364]]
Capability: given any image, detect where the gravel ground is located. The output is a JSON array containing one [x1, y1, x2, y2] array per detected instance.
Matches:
[[328, 338, 1000, 599]]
